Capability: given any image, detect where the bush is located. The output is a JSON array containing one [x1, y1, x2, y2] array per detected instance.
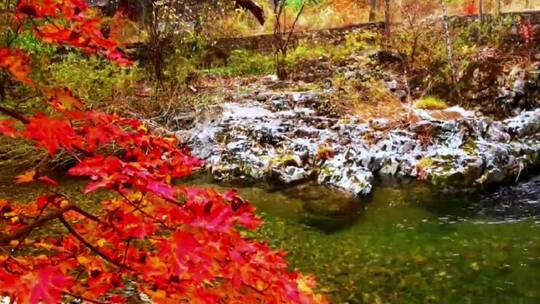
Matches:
[[286, 43, 328, 66], [46, 53, 141, 107], [163, 53, 200, 87], [205, 49, 274, 76], [414, 96, 449, 110], [10, 31, 57, 57]]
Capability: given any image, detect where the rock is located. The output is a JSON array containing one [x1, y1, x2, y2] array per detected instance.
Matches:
[[255, 94, 268, 102], [384, 79, 398, 91], [318, 166, 373, 197], [486, 122, 511, 142], [178, 93, 540, 197], [271, 166, 310, 184], [322, 78, 333, 90], [378, 158, 400, 176], [479, 167, 507, 185], [394, 89, 408, 101], [505, 109, 540, 137], [370, 118, 392, 130], [261, 74, 279, 84], [291, 92, 319, 105]]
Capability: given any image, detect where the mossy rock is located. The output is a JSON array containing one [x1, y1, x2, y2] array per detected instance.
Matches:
[[414, 96, 449, 110]]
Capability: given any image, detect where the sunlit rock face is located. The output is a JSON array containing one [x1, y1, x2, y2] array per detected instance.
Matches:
[[178, 90, 540, 197]]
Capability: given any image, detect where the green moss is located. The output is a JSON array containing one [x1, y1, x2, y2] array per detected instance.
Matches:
[[417, 157, 435, 169], [462, 138, 478, 155], [414, 96, 449, 110]]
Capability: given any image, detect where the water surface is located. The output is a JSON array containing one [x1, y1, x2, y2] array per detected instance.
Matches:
[[190, 176, 540, 304]]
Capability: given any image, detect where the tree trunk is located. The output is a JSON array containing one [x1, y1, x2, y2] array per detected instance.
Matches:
[[275, 51, 288, 80], [384, 0, 391, 37], [369, 0, 377, 22], [440, 0, 457, 86], [496, 0, 501, 21], [478, 0, 484, 23]]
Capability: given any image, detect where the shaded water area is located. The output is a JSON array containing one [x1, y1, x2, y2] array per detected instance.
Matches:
[[1, 175, 539, 303], [188, 175, 540, 304]]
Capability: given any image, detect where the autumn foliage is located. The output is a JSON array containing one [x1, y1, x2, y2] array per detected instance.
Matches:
[[462, 1, 477, 16], [0, 1, 326, 303]]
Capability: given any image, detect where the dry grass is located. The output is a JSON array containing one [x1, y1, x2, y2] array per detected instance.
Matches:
[[330, 77, 406, 121]]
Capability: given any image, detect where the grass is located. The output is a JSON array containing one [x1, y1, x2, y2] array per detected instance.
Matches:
[[203, 49, 274, 77], [414, 96, 449, 110], [202, 29, 379, 78]]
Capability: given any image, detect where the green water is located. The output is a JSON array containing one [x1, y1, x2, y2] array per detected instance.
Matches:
[[2, 176, 539, 304], [190, 177, 540, 304]]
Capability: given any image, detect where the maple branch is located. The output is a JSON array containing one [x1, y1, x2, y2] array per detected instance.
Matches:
[[71, 205, 102, 223], [52, 192, 102, 224], [0, 206, 73, 246], [0, 105, 29, 124], [283, 4, 305, 51], [117, 191, 172, 229], [59, 216, 133, 271]]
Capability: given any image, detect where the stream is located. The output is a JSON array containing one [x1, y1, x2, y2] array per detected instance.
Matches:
[[187, 175, 540, 303], [1, 175, 539, 303]]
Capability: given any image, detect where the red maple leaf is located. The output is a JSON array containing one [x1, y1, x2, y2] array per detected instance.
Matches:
[[0, 120, 19, 137], [24, 114, 82, 154], [0, 266, 72, 304]]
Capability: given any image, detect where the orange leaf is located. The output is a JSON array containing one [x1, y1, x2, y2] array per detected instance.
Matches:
[[0, 48, 33, 85], [42, 87, 83, 110], [15, 170, 37, 184]]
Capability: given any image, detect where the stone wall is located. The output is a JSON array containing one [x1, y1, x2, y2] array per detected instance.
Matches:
[[212, 10, 540, 54], [212, 22, 385, 54]]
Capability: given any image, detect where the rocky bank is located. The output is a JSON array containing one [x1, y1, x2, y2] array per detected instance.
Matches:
[[176, 89, 540, 197]]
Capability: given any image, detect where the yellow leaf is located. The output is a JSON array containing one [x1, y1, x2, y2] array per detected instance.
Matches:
[[144, 288, 167, 300], [127, 192, 143, 202], [77, 256, 91, 265], [97, 239, 107, 247], [296, 278, 313, 293], [138, 124, 148, 132]]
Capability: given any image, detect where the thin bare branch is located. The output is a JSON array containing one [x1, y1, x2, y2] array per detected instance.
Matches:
[[59, 216, 133, 271]]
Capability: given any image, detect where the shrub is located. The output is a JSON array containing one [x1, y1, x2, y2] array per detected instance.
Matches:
[[414, 96, 449, 110], [10, 31, 57, 57], [205, 49, 274, 76], [46, 53, 141, 107], [286, 43, 328, 66]]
